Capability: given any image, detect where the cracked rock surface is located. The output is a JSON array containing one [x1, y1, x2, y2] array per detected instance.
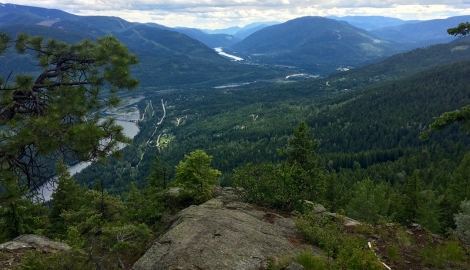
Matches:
[[132, 188, 308, 270]]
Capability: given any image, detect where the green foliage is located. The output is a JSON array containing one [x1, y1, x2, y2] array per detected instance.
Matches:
[[234, 122, 326, 211], [99, 223, 152, 267], [124, 182, 164, 226], [346, 178, 390, 224], [385, 246, 402, 264], [296, 213, 383, 268], [48, 162, 84, 239], [285, 121, 326, 203], [174, 149, 221, 204], [20, 249, 92, 270], [0, 172, 47, 242], [447, 22, 470, 37], [0, 31, 10, 54], [41, 180, 156, 268], [420, 22, 470, 141], [334, 245, 384, 270], [420, 104, 470, 140], [60, 188, 125, 236], [454, 199, 470, 245], [147, 155, 167, 190], [233, 162, 299, 210], [415, 189, 443, 233], [265, 249, 327, 270], [402, 169, 422, 222], [285, 121, 319, 170], [64, 226, 85, 249], [294, 250, 327, 270], [296, 213, 343, 259], [0, 32, 138, 187], [420, 241, 467, 268]]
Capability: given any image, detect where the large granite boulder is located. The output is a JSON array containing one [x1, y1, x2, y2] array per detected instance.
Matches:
[[132, 188, 310, 270]]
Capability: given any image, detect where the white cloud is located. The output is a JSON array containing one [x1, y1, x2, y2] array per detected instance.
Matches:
[[4, 0, 470, 28]]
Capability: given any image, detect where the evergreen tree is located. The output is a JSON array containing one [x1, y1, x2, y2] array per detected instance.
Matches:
[[48, 162, 83, 238], [124, 182, 164, 226], [0, 32, 139, 187], [447, 22, 470, 36], [441, 152, 470, 229], [403, 169, 422, 222], [0, 172, 47, 241], [455, 199, 470, 244], [174, 149, 221, 204], [452, 152, 470, 200], [147, 155, 167, 190], [416, 189, 443, 232], [346, 178, 390, 223], [324, 171, 344, 212], [284, 121, 325, 203], [286, 121, 319, 170]]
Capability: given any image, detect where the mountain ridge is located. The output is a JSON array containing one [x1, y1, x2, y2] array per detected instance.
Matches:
[[232, 16, 402, 75], [370, 15, 470, 46]]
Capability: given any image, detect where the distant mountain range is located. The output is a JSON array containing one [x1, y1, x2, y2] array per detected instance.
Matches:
[[0, 3, 468, 80], [370, 15, 470, 46], [203, 22, 280, 39], [327, 16, 418, 31], [0, 3, 287, 89]]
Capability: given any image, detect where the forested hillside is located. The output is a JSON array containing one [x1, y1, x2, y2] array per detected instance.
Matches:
[[75, 38, 470, 189]]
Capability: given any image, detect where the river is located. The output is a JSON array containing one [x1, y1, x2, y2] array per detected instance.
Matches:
[[36, 98, 142, 201], [214, 47, 243, 61]]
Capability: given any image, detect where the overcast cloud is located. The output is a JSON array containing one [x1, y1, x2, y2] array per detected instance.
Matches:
[[5, 0, 470, 29]]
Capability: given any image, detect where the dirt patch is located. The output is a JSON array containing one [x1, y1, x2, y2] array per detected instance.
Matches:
[[348, 223, 469, 270], [0, 249, 30, 269]]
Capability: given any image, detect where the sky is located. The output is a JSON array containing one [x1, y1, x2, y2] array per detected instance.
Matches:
[[5, 0, 470, 29]]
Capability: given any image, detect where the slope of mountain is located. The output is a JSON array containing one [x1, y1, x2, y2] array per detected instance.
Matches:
[[145, 23, 240, 48], [0, 3, 77, 22], [0, 3, 288, 89], [203, 25, 242, 35], [173, 27, 240, 48], [370, 15, 470, 46], [200, 22, 280, 41], [323, 36, 470, 91], [203, 22, 279, 35], [233, 24, 271, 40], [327, 16, 416, 31], [0, 24, 97, 77], [232, 16, 403, 76]]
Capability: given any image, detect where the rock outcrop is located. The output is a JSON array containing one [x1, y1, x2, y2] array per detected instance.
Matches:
[[132, 188, 312, 270], [0, 234, 70, 253], [0, 234, 70, 270]]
